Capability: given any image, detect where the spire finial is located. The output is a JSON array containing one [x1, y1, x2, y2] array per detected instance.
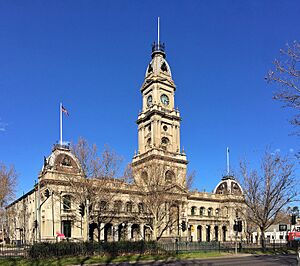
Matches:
[[157, 17, 160, 46], [226, 147, 230, 175]]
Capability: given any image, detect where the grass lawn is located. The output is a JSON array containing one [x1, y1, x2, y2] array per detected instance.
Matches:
[[0, 251, 229, 266]]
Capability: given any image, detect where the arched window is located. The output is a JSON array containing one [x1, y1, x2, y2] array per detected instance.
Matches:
[[200, 207, 205, 216], [191, 206, 197, 216], [138, 203, 144, 214], [63, 195, 71, 211], [147, 138, 151, 146], [114, 200, 122, 213], [215, 208, 221, 216], [208, 207, 213, 217], [141, 171, 148, 183], [224, 206, 229, 216], [126, 202, 133, 213], [165, 170, 175, 183], [161, 137, 169, 150], [100, 201, 108, 212]]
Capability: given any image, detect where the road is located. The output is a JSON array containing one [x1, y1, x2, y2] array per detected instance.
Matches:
[[91, 254, 298, 266]]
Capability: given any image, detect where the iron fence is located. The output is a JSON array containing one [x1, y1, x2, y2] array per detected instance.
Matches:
[[0, 244, 30, 258], [0, 240, 293, 259]]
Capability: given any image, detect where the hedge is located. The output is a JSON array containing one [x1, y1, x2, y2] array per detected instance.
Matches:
[[28, 241, 167, 259]]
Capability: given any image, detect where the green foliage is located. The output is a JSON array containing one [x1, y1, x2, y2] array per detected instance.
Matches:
[[28, 241, 165, 259]]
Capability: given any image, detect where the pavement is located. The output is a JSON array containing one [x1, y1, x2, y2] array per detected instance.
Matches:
[[73, 254, 298, 266]]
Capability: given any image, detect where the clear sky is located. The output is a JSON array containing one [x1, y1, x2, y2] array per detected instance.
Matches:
[[0, 0, 299, 198]]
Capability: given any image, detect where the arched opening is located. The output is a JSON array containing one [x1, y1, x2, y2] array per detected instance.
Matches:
[[89, 222, 98, 241], [104, 223, 113, 242], [207, 208, 213, 217], [118, 223, 127, 241], [206, 225, 211, 242], [197, 225, 202, 242], [165, 170, 175, 183], [131, 224, 140, 241], [215, 208, 221, 217], [222, 226, 227, 242], [214, 226, 219, 241]]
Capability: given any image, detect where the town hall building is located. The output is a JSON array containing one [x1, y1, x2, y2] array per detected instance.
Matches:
[[5, 36, 245, 244]]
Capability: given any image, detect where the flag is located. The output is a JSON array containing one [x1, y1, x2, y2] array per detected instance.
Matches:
[[61, 105, 69, 116]]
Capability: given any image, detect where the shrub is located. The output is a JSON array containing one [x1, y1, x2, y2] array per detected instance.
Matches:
[[28, 241, 166, 259]]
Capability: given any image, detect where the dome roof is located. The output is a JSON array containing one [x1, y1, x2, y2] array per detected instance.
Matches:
[[145, 47, 172, 79], [213, 175, 243, 195], [41, 144, 82, 175]]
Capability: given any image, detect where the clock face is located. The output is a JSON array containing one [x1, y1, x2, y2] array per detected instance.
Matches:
[[160, 94, 169, 106], [147, 95, 153, 107]]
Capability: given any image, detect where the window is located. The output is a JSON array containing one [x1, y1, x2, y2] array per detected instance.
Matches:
[[165, 170, 175, 183], [63, 195, 71, 211], [114, 201, 122, 213], [215, 208, 221, 216], [62, 221, 71, 238], [191, 206, 196, 216], [161, 137, 169, 145], [138, 203, 144, 213], [100, 201, 108, 212], [141, 171, 148, 183], [126, 202, 133, 213], [200, 207, 205, 216], [147, 138, 151, 146], [208, 208, 213, 217]]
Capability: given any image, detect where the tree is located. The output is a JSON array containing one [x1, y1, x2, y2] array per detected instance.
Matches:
[[0, 163, 17, 243], [240, 150, 298, 249], [130, 163, 192, 241], [0, 162, 17, 208], [63, 137, 123, 241], [266, 41, 300, 131]]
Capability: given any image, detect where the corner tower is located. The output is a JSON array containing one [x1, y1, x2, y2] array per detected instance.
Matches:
[[132, 33, 188, 187]]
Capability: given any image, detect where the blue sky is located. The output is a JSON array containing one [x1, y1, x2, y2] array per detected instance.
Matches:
[[0, 0, 299, 198]]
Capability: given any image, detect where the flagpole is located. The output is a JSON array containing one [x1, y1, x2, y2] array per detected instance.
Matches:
[[60, 102, 63, 146]]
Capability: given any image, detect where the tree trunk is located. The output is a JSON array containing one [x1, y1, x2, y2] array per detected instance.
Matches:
[[260, 228, 266, 251], [152, 219, 158, 241]]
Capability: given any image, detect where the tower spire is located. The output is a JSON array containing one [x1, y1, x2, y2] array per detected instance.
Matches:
[[226, 147, 230, 176], [157, 17, 160, 46], [152, 17, 165, 58]]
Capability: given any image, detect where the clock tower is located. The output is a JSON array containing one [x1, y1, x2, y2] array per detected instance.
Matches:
[[132, 40, 188, 187]]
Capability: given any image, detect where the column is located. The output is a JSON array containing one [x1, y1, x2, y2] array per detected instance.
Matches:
[[140, 224, 144, 240], [127, 223, 132, 241], [100, 223, 105, 241], [114, 224, 119, 242]]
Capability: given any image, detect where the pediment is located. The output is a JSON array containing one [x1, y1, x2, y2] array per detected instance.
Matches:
[[165, 183, 187, 194]]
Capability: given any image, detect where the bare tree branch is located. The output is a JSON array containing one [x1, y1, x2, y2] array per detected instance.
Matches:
[[240, 150, 298, 249]]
